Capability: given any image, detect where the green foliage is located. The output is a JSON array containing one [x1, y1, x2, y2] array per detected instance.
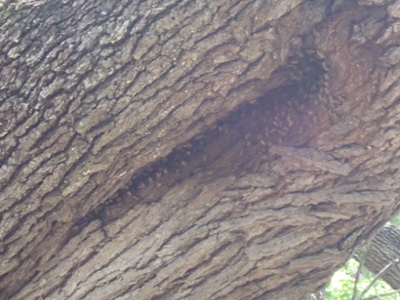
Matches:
[[325, 258, 400, 300], [391, 215, 400, 228]]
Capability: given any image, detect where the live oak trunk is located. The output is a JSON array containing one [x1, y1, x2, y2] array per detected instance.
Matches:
[[1, 0, 400, 299]]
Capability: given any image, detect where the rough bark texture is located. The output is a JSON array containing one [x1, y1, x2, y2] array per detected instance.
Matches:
[[362, 223, 400, 291], [1, 0, 400, 299]]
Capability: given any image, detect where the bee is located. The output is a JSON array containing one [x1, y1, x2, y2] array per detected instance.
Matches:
[[322, 61, 329, 71], [316, 50, 325, 59]]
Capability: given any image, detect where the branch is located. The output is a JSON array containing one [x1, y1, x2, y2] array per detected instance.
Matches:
[[352, 253, 365, 300], [361, 288, 400, 300], [357, 257, 399, 300]]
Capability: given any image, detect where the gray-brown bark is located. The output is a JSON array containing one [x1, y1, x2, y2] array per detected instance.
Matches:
[[360, 223, 400, 291], [1, 0, 400, 299]]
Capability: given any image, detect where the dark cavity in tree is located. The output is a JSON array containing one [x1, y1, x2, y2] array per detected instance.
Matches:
[[67, 49, 336, 236]]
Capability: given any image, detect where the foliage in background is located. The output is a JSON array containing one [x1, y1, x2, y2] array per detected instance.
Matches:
[[391, 216, 400, 228], [325, 215, 400, 300], [325, 258, 400, 300]]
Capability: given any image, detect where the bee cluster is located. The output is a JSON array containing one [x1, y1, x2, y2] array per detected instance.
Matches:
[[68, 47, 339, 233], [286, 49, 328, 94], [259, 48, 339, 147]]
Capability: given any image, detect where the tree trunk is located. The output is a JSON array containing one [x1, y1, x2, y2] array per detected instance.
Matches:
[[1, 0, 400, 299], [361, 223, 400, 291]]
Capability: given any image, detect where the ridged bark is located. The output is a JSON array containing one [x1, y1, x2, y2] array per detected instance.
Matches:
[[1, 0, 400, 299], [362, 223, 400, 291]]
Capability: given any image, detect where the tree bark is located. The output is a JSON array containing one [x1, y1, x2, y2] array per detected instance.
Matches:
[[361, 223, 400, 291], [1, 0, 400, 299]]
